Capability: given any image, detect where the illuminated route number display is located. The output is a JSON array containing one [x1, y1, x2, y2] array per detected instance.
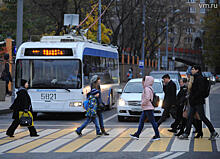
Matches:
[[25, 48, 73, 56]]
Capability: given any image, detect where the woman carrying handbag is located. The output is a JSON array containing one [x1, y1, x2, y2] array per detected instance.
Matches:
[[6, 79, 39, 137]]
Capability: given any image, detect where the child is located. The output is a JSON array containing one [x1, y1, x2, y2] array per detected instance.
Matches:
[[75, 89, 102, 136]]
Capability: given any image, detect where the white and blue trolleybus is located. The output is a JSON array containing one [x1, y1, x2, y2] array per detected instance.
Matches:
[[15, 35, 120, 118]]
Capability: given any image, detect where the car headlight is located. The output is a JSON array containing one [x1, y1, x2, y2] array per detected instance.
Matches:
[[69, 102, 82, 107], [158, 100, 163, 107], [118, 98, 127, 106]]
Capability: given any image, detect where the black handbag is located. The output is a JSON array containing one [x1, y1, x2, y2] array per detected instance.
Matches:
[[19, 111, 33, 127]]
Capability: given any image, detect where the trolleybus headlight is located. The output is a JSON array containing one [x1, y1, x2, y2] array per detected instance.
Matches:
[[69, 102, 82, 107]]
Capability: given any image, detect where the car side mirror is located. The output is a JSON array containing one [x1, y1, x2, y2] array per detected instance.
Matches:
[[116, 89, 123, 94]]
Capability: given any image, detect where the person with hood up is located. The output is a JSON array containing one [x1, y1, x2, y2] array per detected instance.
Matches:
[[130, 76, 160, 141], [6, 79, 39, 137]]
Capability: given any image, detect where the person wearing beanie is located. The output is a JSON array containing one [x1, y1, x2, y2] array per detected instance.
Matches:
[[90, 75, 109, 135], [6, 79, 39, 137]]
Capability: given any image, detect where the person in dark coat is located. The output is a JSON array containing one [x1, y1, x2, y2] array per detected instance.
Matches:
[[1, 54, 12, 96], [168, 79, 188, 133], [6, 79, 39, 137], [157, 74, 177, 127], [179, 65, 219, 140]]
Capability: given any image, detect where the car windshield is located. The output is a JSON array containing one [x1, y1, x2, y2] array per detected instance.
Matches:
[[123, 81, 163, 93], [150, 73, 180, 80], [16, 59, 82, 89], [202, 72, 213, 77]]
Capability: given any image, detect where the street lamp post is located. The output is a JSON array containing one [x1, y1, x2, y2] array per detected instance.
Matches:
[[165, 18, 169, 70], [98, 0, 101, 43], [141, 0, 146, 77], [16, 0, 23, 50]]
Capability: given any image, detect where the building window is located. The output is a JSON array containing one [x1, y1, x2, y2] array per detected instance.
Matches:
[[187, 0, 196, 3], [200, 18, 204, 23], [200, 0, 205, 3], [210, 0, 215, 3], [200, 8, 206, 13], [190, 18, 195, 24], [189, 7, 196, 13]]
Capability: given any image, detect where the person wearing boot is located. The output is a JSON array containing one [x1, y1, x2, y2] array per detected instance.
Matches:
[[6, 79, 39, 137], [169, 78, 188, 133], [90, 75, 109, 135], [179, 65, 219, 140]]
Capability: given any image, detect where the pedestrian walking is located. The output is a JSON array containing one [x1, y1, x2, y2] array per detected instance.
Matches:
[[75, 88, 102, 136], [6, 79, 39, 137], [127, 68, 133, 81], [157, 74, 177, 128], [130, 76, 160, 141], [0, 54, 12, 96], [168, 78, 188, 133], [90, 75, 109, 135], [179, 65, 219, 140]]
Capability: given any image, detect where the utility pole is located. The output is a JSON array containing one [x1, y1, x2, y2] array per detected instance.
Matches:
[[16, 0, 23, 50], [158, 33, 161, 71], [98, 0, 101, 43], [141, 0, 146, 77]]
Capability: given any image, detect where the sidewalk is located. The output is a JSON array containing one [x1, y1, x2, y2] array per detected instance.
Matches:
[[0, 96, 12, 114]]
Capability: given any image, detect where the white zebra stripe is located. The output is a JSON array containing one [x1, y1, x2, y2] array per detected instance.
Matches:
[[0, 129, 59, 153]]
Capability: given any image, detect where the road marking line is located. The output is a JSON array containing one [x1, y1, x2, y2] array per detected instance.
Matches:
[[170, 137, 190, 152], [194, 128, 212, 152], [147, 138, 171, 152], [55, 130, 97, 152], [99, 128, 135, 152], [0, 129, 59, 153], [215, 128, 220, 152], [149, 152, 173, 159], [0, 129, 6, 133], [123, 128, 154, 152], [77, 128, 125, 152], [30, 128, 92, 153], [103, 114, 117, 122], [7, 129, 73, 153], [0, 130, 30, 145], [205, 97, 210, 121], [0, 129, 25, 138], [163, 152, 185, 159]]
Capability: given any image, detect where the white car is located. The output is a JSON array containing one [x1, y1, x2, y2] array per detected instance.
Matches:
[[117, 78, 180, 122]]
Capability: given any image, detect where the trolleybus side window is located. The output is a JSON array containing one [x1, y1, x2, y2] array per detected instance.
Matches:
[[83, 55, 119, 85]]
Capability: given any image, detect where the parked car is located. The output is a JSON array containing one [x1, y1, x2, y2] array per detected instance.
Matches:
[[116, 78, 180, 122], [202, 72, 216, 85], [216, 74, 220, 82], [149, 71, 181, 81]]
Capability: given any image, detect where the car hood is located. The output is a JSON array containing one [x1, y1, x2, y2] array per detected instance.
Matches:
[[120, 92, 164, 101], [120, 93, 142, 101]]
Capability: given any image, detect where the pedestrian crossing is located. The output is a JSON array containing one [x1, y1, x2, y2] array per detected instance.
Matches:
[[0, 127, 219, 154]]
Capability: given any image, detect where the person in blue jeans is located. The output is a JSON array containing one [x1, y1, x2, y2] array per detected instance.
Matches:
[[75, 89, 102, 136], [130, 76, 160, 140], [90, 75, 109, 135]]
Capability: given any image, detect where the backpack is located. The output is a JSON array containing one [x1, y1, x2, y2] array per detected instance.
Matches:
[[85, 95, 98, 117], [148, 87, 160, 107], [203, 76, 211, 98]]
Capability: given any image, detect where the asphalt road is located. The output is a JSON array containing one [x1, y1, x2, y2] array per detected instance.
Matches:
[[0, 83, 220, 159]]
